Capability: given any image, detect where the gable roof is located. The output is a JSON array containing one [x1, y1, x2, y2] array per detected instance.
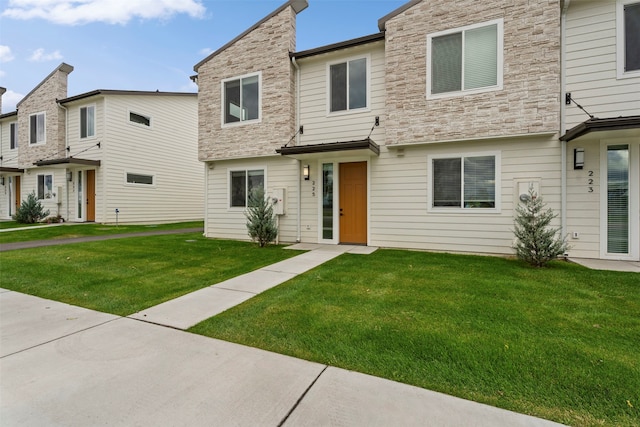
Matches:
[[378, 0, 422, 31], [193, 0, 308, 72]]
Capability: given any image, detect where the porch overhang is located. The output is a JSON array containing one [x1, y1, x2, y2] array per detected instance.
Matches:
[[33, 157, 101, 168], [560, 116, 640, 142], [276, 138, 380, 160], [0, 167, 24, 173]]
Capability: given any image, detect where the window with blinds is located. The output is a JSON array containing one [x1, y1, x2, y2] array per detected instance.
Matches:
[[428, 19, 502, 97], [607, 145, 629, 254], [624, 2, 640, 72], [432, 154, 497, 209]]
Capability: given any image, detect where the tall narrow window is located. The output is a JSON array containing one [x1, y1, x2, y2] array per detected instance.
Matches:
[[624, 2, 640, 72], [330, 57, 367, 112], [10, 122, 17, 149], [607, 145, 629, 254], [223, 73, 260, 124], [428, 20, 502, 97], [80, 105, 95, 138], [77, 171, 83, 218], [30, 112, 45, 144], [322, 163, 334, 240]]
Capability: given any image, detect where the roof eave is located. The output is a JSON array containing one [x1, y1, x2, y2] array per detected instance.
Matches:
[[560, 116, 640, 142]]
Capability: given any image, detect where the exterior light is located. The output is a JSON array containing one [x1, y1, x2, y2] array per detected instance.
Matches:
[[303, 164, 310, 181], [574, 148, 584, 170], [0, 176, 4, 186], [67, 171, 73, 182]]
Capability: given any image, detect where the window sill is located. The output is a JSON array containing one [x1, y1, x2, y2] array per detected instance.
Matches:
[[427, 85, 502, 101], [221, 118, 262, 129], [427, 208, 501, 214], [326, 107, 371, 118]]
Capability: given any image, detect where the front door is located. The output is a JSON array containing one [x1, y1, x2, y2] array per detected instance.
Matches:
[[86, 170, 95, 222], [339, 162, 367, 244], [14, 176, 21, 214]]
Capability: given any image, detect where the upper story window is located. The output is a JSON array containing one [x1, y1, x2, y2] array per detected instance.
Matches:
[[126, 172, 154, 185], [427, 19, 503, 98], [222, 72, 261, 126], [617, 0, 640, 78], [229, 168, 264, 208], [428, 152, 500, 211], [10, 122, 17, 149], [29, 112, 46, 144], [80, 105, 96, 138], [129, 111, 151, 127], [329, 56, 368, 113]]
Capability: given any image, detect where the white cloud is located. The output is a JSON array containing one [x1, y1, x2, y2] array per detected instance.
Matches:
[[198, 47, 213, 56], [0, 45, 15, 63], [1, 89, 25, 113], [2, 0, 206, 25], [28, 48, 63, 62]]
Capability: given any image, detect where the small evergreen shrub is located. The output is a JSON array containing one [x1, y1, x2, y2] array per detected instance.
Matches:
[[513, 187, 569, 267], [13, 192, 50, 224], [245, 188, 278, 247]]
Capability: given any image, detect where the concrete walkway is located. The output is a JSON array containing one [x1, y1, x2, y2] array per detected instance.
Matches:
[[0, 284, 564, 426], [0, 231, 575, 425]]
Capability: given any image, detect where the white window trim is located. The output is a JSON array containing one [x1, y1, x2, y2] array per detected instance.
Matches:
[[426, 18, 504, 100], [128, 110, 152, 128], [599, 139, 639, 260], [37, 174, 54, 200], [221, 71, 262, 128], [325, 54, 372, 116], [616, 0, 640, 79], [427, 150, 502, 213], [227, 166, 267, 211], [124, 171, 156, 187], [80, 104, 97, 140], [9, 121, 17, 150], [29, 111, 46, 145]]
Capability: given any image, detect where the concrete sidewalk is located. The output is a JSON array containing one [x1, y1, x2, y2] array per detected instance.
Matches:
[[0, 287, 564, 426]]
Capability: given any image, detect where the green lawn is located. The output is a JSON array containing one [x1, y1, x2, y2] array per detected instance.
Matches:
[[189, 249, 640, 427], [0, 221, 203, 243], [0, 234, 301, 316]]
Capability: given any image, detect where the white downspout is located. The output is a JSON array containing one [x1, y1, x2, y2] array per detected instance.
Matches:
[[292, 55, 302, 242], [58, 102, 70, 221], [560, 0, 570, 245], [204, 163, 209, 237]]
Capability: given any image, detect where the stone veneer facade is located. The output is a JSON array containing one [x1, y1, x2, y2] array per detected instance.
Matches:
[[196, 5, 297, 161], [17, 64, 72, 168], [383, 0, 561, 144]]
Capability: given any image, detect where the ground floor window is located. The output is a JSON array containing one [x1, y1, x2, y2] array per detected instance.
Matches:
[[607, 144, 629, 254], [230, 169, 264, 207], [37, 174, 53, 200], [430, 153, 498, 209]]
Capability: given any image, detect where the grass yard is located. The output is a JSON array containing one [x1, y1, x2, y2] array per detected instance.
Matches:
[[189, 249, 640, 427], [0, 234, 301, 316], [0, 220, 203, 243]]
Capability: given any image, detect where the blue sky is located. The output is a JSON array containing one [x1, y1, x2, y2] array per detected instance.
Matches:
[[0, 0, 406, 113]]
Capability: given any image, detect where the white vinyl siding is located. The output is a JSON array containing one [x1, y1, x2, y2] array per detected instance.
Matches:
[[565, 1, 640, 129], [298, 42, 385, 146]]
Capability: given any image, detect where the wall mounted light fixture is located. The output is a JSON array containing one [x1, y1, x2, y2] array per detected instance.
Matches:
[[303, 164, 310, 181], [574, 148, 585, 170], [0, 176, 4, 186], [67, 171, 73, 182]]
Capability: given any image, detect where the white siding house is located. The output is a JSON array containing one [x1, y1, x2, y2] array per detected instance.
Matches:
[[195, 0, 638, 261], [0, 64, 203, 224], [561, 0, 640, 261]]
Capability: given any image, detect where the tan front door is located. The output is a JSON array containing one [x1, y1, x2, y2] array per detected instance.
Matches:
[[86, 170, 95, 222], [339, 162, 367, 245], [14, 176, 21, 213]]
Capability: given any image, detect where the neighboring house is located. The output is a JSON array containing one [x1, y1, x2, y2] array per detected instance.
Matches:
[[0, 63, 203, 224], [194, 0, 639, 261], [560, 0, 640, 261]]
